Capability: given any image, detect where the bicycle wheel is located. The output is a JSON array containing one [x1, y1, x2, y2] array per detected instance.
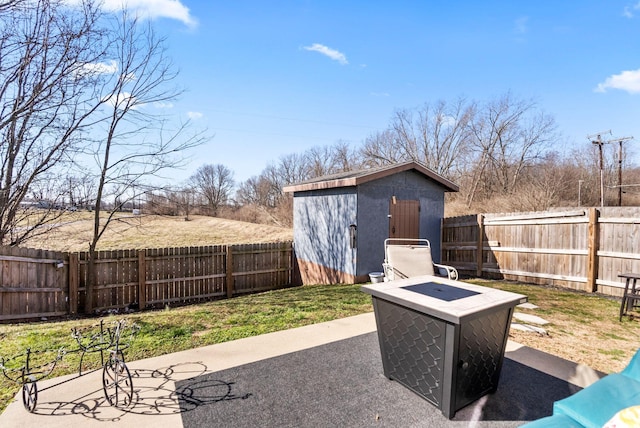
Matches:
[[102, 356, 133, 408], [22, 381, 38, 412]]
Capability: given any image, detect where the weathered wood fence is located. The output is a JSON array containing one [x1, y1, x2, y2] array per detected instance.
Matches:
[[442, 207, 640, 297], [0, 242, 297, 322]]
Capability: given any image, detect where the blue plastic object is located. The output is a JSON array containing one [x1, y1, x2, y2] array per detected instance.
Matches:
[[621, 348, 640, 381], [519, 414, 584, 428], [520, 348, 640, 428], [553, 373, 640, 428]]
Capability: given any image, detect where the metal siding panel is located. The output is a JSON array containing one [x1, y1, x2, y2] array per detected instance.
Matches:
[[293, 189, 358, 277]]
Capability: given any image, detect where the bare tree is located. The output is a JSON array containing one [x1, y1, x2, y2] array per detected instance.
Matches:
[[236, 163, 295, 227], [0, 0, 26, 12], [358, 98, 474, 180], [236, 175, 276, 207], [304, 141, 363, 177], [64, 174, 97, 209], [360, 129, 408, 167], [0, 0, 107, 245], [28, 173, 67, 208], [277, 152, 311, 184], [145, 189, 179, 215], [235, 142, 364, 227], [257, 153, 312, 208], [305, 145, 335, 178], [389, 97, 474, 179], [464, 93, 557, 207], [82, 10, 205, 312], [507, 153, 570, 211], [190, 164, 234, 216], [176, 186, 194, 220], [236, 93, 559, 218], [75, 173, 98, 210], [330, 140, 363, 173]]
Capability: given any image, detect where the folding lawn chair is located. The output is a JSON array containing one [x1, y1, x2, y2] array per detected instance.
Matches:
[[382, 238, 458, 281]]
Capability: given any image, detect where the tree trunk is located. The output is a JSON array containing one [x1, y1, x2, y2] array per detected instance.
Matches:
[[85, 244, 98, 314]]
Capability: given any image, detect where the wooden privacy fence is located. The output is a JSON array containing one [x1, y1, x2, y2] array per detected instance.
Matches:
[[442, 207, 640, 297], [0, 241, 297, 322]]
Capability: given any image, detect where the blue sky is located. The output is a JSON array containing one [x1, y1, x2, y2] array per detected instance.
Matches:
[[106, 1, 640, 184]]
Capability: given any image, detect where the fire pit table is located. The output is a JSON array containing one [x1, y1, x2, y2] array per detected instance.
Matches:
[[361, 275, 527, 419]]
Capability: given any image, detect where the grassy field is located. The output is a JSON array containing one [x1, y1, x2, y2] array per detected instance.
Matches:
[[1, 280, 639, 413], [21, 212, 294, 251]]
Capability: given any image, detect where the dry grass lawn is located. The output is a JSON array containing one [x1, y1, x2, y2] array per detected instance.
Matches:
[[471, 279, 640, 374], [22, 212, 293, 252]]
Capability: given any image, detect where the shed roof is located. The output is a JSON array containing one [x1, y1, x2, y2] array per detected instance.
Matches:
[[282, 161, 459, 193]]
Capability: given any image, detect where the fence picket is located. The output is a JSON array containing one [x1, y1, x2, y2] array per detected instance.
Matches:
[[0, 241, 294, 321], [442, 207, 640, 296]]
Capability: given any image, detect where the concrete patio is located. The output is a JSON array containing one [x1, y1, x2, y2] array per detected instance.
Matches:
[[0, 312, 602, 427]]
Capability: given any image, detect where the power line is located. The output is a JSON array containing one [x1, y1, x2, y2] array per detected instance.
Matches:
[[588, 130, 634, 206], [610, 136, 634, 206], [207, 108, 380, 130]]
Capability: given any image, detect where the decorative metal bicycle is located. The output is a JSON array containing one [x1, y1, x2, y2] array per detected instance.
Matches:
[[0, 319, 138, 412]]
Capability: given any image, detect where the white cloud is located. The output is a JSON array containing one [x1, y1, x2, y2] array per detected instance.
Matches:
[[623, 2, 640, 18], [66, 0, 197, 28], [439, 115, 457, 128], [595, 69, 640, 94], [103, 92, 138, 109], [303, 43, 348, 65], [187, 111, 203, 119], [80, 60, 118, 76]]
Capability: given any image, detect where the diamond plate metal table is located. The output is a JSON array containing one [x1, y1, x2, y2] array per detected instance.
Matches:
[[361, 275, 527, 419]]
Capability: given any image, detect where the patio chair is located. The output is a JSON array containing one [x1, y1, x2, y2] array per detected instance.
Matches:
[[382, 238, 458, 281]]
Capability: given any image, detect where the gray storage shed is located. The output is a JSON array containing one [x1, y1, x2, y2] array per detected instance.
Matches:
[[283, 161, 459, 285]]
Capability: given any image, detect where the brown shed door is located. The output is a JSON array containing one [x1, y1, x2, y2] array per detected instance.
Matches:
[[389, 199, 420, 239]]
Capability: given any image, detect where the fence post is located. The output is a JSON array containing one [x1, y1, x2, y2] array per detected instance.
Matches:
[[226, 246, 234, 298], [138, 250, 147, 310], [68, 253, 79, 315], [476, 214, 485, 277], [587, 208, 600, 292]]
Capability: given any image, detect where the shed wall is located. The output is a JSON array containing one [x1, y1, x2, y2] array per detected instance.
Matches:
[[292, 188, 358, 283], [357, 171, 446, 277]]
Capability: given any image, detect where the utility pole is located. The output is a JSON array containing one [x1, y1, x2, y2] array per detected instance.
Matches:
[[588, 130, 610, 207], [587, 131, 633, 207], [609, 136, 634, 206]]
